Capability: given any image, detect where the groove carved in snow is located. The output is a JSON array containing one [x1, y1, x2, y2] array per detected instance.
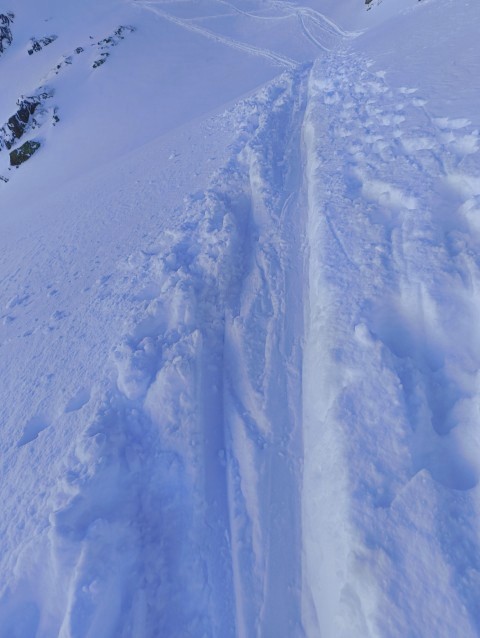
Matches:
[[45, 69, 308, 637]]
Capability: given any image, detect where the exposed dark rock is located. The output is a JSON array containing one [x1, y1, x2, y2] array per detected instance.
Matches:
[[114, 26, 135, 39], [44, 54, 74, 79], [0, 12, 14, 56], [93, 52, 109, 68], [98, 36, 115, 48], [9, 140, 41, 167], [92, 25, 135, 69], [0, 90, 53, 151], [27, 34, 57, 55], [7, 100, 39, 141], [41, 45, 84, 82]]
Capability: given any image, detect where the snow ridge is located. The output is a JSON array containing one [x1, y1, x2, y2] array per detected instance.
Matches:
[[10, 67, 310, 637], [2, 0, 480, 635], [302, 51, 480, 636]]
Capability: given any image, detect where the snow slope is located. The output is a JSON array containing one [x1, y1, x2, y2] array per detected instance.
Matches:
[[303, 50, 480, 637], [1, 0, 480, 636]]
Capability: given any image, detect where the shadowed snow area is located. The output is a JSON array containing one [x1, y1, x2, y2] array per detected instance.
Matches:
[[1, 0, 480, 636]]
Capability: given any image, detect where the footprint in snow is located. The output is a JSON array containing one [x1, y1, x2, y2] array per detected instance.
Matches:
[[6, 292, 32, 309], [398, 86, 418, 95], [65, 387, 91, 413], [17, 417, 49, 447], [51, 309, 68, 320]]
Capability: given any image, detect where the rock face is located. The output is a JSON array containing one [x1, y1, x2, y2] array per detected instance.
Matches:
[[28, 35, 57, 55], [0, 12, 14, 56], [92, 25, 135, 69], [0, 21, 135, 181], [9, 140, 41, 166], [0, 91, 53, 151], [93, 53, 109, 68]]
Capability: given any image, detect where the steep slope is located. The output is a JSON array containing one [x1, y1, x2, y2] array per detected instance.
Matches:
[[0, 1, 332, 635], [1, 0, 480, 636]]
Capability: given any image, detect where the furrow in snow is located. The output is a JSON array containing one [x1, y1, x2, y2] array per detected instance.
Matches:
[[222, 67, 309, 638], [2, 68, 309, 637], [135, 1, 298, 69]]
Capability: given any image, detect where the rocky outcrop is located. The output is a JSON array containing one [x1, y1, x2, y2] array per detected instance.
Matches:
[[92, 25, 135, 69], [28, 34, 57, 55], [97, 25, 135, 50], [9, 140, 41, 166], [42, 47, 85, 82], [92, 53, 109, 68], [1, 22, 136, 181], [0, 90, 53, 151], [0, 12, 14, 56]]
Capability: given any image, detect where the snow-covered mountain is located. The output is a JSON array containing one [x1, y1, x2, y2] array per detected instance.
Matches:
[[1, 0, 480, 636]]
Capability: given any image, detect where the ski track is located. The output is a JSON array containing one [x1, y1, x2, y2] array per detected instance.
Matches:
[[135, 0, 298, 69], [215, 0, 296, 22], [135, 0, 354, 62], [303, 52, 480, 636], [2, 1, 480, 636], [1, 70, 310, 637], [297, 13, 331, 54]]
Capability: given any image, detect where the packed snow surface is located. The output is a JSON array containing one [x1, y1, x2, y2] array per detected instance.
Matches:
[[1, 0, 480, 636]]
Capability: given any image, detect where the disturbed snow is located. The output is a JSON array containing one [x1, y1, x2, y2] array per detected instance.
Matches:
[[1, 0, 480, 636]]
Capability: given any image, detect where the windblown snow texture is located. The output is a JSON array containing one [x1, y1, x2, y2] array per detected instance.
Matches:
[[1, 0, 480, 636]]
